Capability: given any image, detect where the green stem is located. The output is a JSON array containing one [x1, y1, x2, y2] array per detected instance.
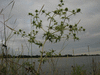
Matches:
[[37, 39, 47, 74]]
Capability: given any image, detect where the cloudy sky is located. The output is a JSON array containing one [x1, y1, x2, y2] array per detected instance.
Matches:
[[0, 0, 100, 55]]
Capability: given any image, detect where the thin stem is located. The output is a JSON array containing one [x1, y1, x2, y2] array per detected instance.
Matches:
[[48, 14, 55, 32], [39, 5, 44, 14], [41, 27, 47, 32], [3, 14, 8, 75], [37, 39, 47, 74]]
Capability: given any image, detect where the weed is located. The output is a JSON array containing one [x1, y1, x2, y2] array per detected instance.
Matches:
[[71, 64, 87, 75]]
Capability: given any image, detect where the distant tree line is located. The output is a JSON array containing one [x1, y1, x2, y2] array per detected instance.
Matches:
[[0, 54, 100, 58]]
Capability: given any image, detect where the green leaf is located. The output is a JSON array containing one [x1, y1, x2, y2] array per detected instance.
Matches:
[[65, 7, 68, 11], [28, 34, 31, 36], [28, 13, 34, 16], [62, 3, 64, 5], [72, 10, 75, 13], [60, 0, 63, 3], [62, 12, 66, 15], [36, 31, 38, 34], [77, 8, 81, 13], [83, 29, 85, 31], [54, 10, 57, 14], [19, 29, 22, 32], [14, 32, 16, 34], [69, 25, 72, 28], [73, 33, 76, 36], [23, 31, 25, 33], [33, 21, 35, 24], [75, 24, 77, 27], [17, 32, 19, 34], [60, 9, 63, 12], [42, 10, 45, 13], [35, 10, 38, 12], [58, 4, 62, 7]]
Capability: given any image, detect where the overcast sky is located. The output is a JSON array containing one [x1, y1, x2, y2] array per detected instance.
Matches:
[[0, 0, 100, 55]]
